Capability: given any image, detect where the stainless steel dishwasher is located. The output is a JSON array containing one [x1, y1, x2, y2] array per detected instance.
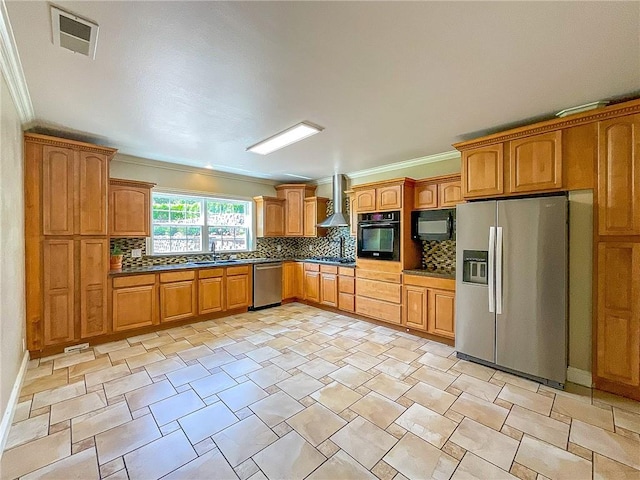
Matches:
[[252, 262, 283, 309]]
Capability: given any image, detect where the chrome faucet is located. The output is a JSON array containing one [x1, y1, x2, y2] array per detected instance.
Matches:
[[210, 239, 219, 259]]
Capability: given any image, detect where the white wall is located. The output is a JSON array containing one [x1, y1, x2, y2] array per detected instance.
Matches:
[[0, 72, 26, 425]]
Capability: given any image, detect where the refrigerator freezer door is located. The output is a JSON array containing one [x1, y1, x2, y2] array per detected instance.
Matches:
[[455, 201, 497, 364], [496, 196, 568, 385]]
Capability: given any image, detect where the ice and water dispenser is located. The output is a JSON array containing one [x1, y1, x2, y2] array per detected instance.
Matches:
[[462, 250, 488, 285]]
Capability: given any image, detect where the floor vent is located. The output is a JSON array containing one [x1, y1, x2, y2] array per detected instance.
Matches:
[[50, 6, 99, 59]]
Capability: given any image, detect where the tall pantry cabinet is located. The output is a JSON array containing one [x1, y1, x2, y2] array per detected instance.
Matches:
[[25, 134, 117, 351]]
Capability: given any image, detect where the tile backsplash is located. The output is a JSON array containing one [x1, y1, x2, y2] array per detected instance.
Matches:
[[421, 240, 456, 274]]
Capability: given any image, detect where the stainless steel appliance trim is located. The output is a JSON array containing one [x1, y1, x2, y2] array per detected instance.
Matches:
[[488, 226, 496, 313], [496, 226, 503, 315], [252, 262, 283, 309]]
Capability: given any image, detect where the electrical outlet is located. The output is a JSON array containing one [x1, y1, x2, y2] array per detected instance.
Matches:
[[131, 248, 142, 258], [276, 245, 282, 252], [309, 245, 313, 251]]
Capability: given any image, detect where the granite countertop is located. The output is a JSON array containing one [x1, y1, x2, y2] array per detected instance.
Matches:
[[109, 257, 356, 276], [402, 269, 456, 280]]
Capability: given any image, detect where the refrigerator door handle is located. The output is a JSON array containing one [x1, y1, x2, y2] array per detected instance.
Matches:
[[488, 226, 496, 313], [496, 226, 503, 315]]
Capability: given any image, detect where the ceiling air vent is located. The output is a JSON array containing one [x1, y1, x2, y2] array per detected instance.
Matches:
[[50, 6, 99, 59]]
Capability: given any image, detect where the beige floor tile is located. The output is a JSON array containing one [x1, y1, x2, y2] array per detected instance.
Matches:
[[450, 417, 519, 471], [499, 384, 553, 416], [94, 340, 131, 354], [108, 345, 147, 363], [265, 336, 298, 350], [593, 453, 640, 480], [163, 448, 238, 480], [124, 429, 196, 480], [330, 365, 374, 389], [32, 380, 86, 409], [159, 340, 194, 356], [491, 370, 540, 393], [569, 419, 640, 470], [103, 371, 152, 399], [141, 335, 176, 350], [68, 356, 112, 379], [72, 401, 132, 441], [0, 429, 71, 479], [253, 431, 325, 480], [125, 351, 165, 370], [12, 400, 31, 424], [178, 401, 238, 443], [221, 358, 263, 377], [85, 364, 131, 388], [615, 407, 640, 434], [127, 332, 160, 344], [316, 345, 350, 363], [384, 347, 421, 364], [224, 340, 260, 356], [5, 413, 49, 450], [310, 381, 363, 413], [53, 350, 96, 370], [515, 435, 592, 480], [213, 415, 278, 466], [593, 389, 640, 415], [365, 373, 411, 401], [191, 371, 237, 398], [451, 373, 502, 403], [245, 346, 281, 363], [204, 336, 237, 350], [125, 379, 177, 411], [21, 368, 68, 396], [383, 432, 458, 480], [249, 391, 304, 427], [355, 341, 391, 357], [50, 391, 107, 424], [166, 364, 210, 387], [451, 392, 509, 431], [344, 351, 384, 371], [451, 452, 517, 480], [374, 358, 416, 379], [288, 341, 324, 357], [410, 366, 458, 391], [176, 345, 214, 362], [553, 394, 614, 431], [351, 391, 406, 429], [218, 381, 268, 411], [287, 403, 347, 446], [451, 360, 496, 382], [24, 363, 53, 382], [95, 413, 161, 465], [307, 450, 376, 480], [148, 388, 204, 424], [505, 405, 570, 449], [404, 381, 457, 415], [395, 403, 457, 449], [21, 445, 99, 480], [197, 350, 236, 369], [297, 358, 339, 379], [276, 373, 324, 400], [269, 351, 308, 370], [246, 331, 276, 345], [331, 416, 397, 469], [416, 352, 457, 372]]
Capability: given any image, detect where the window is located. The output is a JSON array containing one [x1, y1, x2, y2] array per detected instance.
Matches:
[[151, 192, 252, 254]]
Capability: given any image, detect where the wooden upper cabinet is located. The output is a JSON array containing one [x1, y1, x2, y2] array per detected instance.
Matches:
[[276, 184, 316, 237], [404, 285, 427, 331], [598, 115, 640, 236], [439, 180, 463, 207], [80, 238, 109, 338], [109, 179, 154, 237], [355, 189, 376, 213], [414, 183, 438, 210], [376, 185, 402, 210], [509, 131, 562, 194], [79, 152, 108, 235], [596, 242, 639, 388], [254, 196, 285, 237], [462, 144, 504, 198], [303, 197, 329, 237], [43, 239, 75, 345], [42, 146, 75, 236], [428, 289, 455, 339]]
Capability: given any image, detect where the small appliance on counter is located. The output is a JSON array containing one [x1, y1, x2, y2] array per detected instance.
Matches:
[[411, 208, 455, 241], [357, 211, 400, 261]]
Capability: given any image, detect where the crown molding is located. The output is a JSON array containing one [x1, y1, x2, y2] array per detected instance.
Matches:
[[112, 154, 279, 187], [0, 0, 34, 124]]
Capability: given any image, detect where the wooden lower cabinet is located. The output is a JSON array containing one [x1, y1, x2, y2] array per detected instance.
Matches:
[[160, 280, 197, 323], [320, 273, 338, 307], [226, 273, 249, 310], [403, 275, 455, 339], [282, 262, 298, 300], [304, 271, 320, 303], [113, 284, 157, 332], [43, 239, 75, 346], [199, 277, 224, 314], [428, 289, 455, 339], [80, 239, 109, 338], [404, 285, 427, 331], [356, 296, 402, 325]]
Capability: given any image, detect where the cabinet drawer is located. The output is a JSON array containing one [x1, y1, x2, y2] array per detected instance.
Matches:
[[226, 265, 250, 276], [199, 268, 224, 279], [160, 271, 195, 283], [320, 265, 338, 274], [304, 263, 320, 272], [338, 293, 355, 312], [113, 274, 156, 288], [356, 296, 401, 325], [338, 276, 355, 294], [356, 278, 402, 303], [338, 267, 355, 277], [356, 269, 402, 284]]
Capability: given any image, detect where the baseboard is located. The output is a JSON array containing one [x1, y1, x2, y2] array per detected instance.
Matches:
[[567, 366, 593, 388], [0, 351, 30, 455]]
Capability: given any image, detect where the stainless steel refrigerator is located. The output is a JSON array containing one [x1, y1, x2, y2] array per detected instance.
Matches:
[[455, 195, 568, 388]]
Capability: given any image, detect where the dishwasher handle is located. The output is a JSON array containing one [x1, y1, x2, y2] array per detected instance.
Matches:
[[254, 264, 283, 271]]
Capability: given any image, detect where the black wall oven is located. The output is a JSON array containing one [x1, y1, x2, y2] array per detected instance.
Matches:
[[357, 211, 401, 261]]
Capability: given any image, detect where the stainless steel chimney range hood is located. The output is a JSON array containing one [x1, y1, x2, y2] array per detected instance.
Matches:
[[318, 174, 349, 228]]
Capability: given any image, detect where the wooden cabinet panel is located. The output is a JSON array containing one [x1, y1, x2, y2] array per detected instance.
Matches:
[[509, 131, 562, 193], [338, 293, 355, 313], [320, 273, 338, 307], [43, 240, 75, 345], [113, 274, 156, 288], [376, 185, 402, 210], [113, 284, 157, 332], [80, 239, 109, 338], [254, 197, 285, 237], [439, 180, 463, 207], [356, 296, 401, 325], [42, 146, 75, 235], [294, 262, 305, 298], [199, 277, 224, 315], [356, 278, 401, 303], [283, 188, 304, 236], [160, 271, 195, 283], [428, 289, 455, 339], [109, 183, 151, 237], [304, 271, 320, 303], [226, 274, 249, 309], [404, 285, 427, 331], [348, 192, 357, 237], [303, 197, 328, 237], [414, 183, 438, 210], [282, 262, 296, 300], [160, 281, 197, 322], [462, 144, 504, 198], [338, 276, 355, 294], [596, 243, 640, 387], [598, 115, 640, 236], [355, 189, 376, 213], [79, 152, 108, 235]]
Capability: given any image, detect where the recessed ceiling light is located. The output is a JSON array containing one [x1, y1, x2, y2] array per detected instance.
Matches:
[[247, 122, 324, 155]]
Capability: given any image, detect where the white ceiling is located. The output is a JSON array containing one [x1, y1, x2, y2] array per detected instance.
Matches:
[[6, 1, 640, 181]]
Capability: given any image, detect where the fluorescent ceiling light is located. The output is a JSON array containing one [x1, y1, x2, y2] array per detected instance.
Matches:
[[247, 122, 323, 155]]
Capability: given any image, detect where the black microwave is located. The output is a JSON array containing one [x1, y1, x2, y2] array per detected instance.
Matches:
[[411, 208, 456, 241]]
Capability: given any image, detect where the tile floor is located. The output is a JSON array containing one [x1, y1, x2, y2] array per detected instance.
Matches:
[[2, 303, 640, 480]]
